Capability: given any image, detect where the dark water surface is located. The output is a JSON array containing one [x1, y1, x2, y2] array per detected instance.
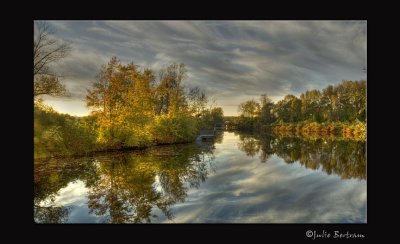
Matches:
[[34, 131, 366, 223]]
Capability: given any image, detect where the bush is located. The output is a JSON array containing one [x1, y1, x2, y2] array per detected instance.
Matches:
[[124, 125, 154, 148], [34, 126, 68, 158], [151, 114, 198, 144], [34, 104, 99, 158]]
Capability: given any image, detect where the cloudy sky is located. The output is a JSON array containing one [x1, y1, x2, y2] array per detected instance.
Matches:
[[37, 20, 367, 116]]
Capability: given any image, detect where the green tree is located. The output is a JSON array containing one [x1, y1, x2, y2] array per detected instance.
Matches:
[[321, 85, 335, 122], [260, 94, 275, 124], [238, 99, 260, 118], [210, 107, 224, 124], [156, 63, 188, 116], [300, 90, 321, 122]]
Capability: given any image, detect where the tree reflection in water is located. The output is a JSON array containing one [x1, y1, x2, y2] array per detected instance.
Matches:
[[34, 142, 215, 223], [34, 131, 365, 223], [34, 157, 99, 223], [236, 132, 366, 180]]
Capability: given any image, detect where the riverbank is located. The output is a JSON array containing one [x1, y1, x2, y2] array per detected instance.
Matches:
[[34, 103, 205, 159], [34, 139, 200, 160], [34, 131, 200, 159]]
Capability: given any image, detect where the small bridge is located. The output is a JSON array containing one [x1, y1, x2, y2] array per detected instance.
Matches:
[[196, 129, 214, 141]]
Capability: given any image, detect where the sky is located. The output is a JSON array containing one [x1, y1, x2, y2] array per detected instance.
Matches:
[[36, 20, 367, 116]]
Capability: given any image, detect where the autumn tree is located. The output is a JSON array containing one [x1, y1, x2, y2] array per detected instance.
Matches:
[[300, 89, 322, 122], [123, 66, 157, 122], [86, 57, 204, 148], [34, 21, 71, 98], [156, 63, 188, 115], [187, 86, 208, 117], [273, 95, 302, 123], [238, 99, 260, 118], [86, 57, 146, 146], [259, 94, 275, 124], [320, 85, 335, 122]]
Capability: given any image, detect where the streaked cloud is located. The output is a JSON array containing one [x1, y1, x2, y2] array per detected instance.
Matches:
[[38, 20, 367, 116], [161, 153, 366, 223]]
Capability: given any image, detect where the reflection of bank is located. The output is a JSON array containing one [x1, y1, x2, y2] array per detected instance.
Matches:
[[214, 122, 224, 131], [236, 133, 366, 180], [34, 142, 217, 223], [213, 129, 224, 144], [34, 205, 70, 223]]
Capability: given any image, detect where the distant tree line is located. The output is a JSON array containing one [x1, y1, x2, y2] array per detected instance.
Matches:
[[229, 80, 366, 137]]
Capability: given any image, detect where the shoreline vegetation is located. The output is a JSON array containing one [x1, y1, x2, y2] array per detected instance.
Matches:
[[35, 57, 224, 159], [35, 79, 365, 159], [226, 79, 366, 141], [35, 76, 366, 159]]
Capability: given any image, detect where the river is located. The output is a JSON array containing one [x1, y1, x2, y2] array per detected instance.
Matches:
[[34, 131, 366, 223]]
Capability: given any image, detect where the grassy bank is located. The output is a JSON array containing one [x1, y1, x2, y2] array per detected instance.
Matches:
[[34, 104, 201, 159]]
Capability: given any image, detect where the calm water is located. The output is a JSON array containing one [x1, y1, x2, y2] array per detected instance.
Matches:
[[34, 131, 366, 223]]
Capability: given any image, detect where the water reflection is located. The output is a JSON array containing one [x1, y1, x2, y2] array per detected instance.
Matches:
[[34, 131, 366, 223], [34, 157, 98, 223], [236, 132, 366, 180], [34, 143, 215, 223]]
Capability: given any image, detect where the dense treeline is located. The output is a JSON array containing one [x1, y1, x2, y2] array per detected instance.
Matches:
[[34, 57, 223, 158], [228, 80, 366, 138]]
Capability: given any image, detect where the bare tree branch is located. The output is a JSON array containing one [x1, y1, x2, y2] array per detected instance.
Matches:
[[34, 21, 71, 97]]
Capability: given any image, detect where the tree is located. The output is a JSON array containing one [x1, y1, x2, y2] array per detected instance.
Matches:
[[238, 99, 260, 118], [273, 95, 300, 123], [86, 57, 128, 144], [85, 57, 206, 148], [156, 63, 188, 115], [290, 97, 302, 122], [321, 85, 335, 122], [34, 21, 71, 97], [210, 107, 224, 124], [187, 86, 208, 117], [300, 90, 321, 122], [259, 94, 275, 124]]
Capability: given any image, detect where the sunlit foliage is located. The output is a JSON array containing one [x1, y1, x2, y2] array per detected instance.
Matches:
[[34, 57, 222, 158], [34, 100, 99, 158]]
